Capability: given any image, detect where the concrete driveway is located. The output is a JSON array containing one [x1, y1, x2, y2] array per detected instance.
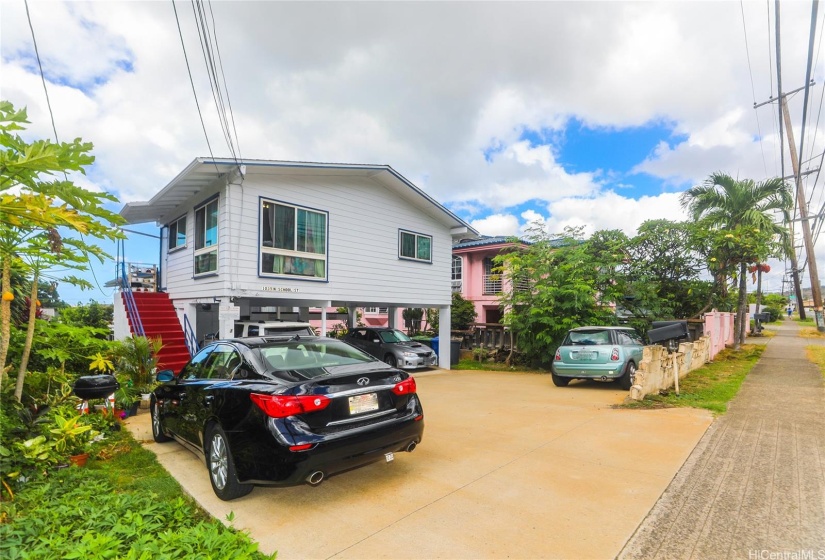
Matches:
[[125, 370, 712, 559]]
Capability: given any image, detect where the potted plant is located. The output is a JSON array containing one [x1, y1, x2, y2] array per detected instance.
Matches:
[[49, 412, 98, 467], [112, 336, 163, 415]]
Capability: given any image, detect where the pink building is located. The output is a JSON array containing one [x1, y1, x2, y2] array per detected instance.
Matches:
[[452, 236, 528, 324]]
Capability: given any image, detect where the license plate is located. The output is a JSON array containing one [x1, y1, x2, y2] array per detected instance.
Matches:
[[575, 351, 596, 360], [349, 392, 379, 415], [385, 452, 394, 462]]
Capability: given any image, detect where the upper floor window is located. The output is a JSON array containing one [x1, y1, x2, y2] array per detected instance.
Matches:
[[451, 255, 462, 292], [260, 199, 328, 280], [399, 230, 432, 263], [168, 215, 186, 251], [483, 257, 502, 295], [194, 199, 218, 276], [364, 307, 389, 314]]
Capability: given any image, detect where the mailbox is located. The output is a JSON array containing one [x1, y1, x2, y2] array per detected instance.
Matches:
[[755, 312, 771, 322], [647, 320, 689, 344]]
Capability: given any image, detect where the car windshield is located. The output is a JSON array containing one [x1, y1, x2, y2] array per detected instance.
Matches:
[[260, 340, 375, 373], [378, 330, 412, 343], [565, 330, 611, 345]]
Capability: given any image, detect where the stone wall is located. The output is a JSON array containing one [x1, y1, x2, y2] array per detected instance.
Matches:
[[629, 336, 711, 401]]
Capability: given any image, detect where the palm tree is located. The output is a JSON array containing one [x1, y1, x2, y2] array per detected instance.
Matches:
[[680, 172, 791, 348]]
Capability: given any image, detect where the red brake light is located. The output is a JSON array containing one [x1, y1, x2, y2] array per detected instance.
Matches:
[[554, 349, 561, 361], [610, 348, 620, 361], [250, 393, 330, 418], [392, 377, 417, 396]]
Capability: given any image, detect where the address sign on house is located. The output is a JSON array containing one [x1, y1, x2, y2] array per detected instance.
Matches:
[[262, 286, 299, 293]]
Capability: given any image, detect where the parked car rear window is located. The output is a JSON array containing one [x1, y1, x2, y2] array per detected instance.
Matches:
[[564, 330, 611, 345], [260, 340, 375, 375], [378, 330, 412, 343]]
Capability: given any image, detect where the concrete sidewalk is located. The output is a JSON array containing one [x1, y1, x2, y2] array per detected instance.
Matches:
[[619, 319, 825, 559]]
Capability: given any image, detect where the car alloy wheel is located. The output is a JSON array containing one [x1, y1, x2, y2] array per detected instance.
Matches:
[[151, 401, 171, 443], [209, 432, 229, 490]]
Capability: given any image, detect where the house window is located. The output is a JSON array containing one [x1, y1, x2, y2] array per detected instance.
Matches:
[[194, 199, 218, 276], [364, 307, 389, 314], [451, 255, 462, 292], [168, 215, 186, 251], [260, 199, 328, 280], [399, 230, 432, 263], [483, 257, 501, 295]]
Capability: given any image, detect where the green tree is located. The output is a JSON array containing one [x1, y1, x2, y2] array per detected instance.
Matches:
[[58, 301, 114, 330], [0, 100, 124, 398], [495, 225, 618, 367], [680, 173, 791, 348], [451, 292, 477, 330]]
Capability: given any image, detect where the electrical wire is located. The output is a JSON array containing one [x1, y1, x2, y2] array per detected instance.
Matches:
[[24, 0, 59, 144], [741, 0, 770, 178], [172, 0, 220, 173]]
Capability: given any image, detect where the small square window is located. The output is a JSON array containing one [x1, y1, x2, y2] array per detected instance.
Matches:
[[168, 216, 186, 251], [398, 230, 432, 263]]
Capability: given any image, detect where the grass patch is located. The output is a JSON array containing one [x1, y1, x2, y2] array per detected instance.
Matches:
[[623, 344, 765, 414], [795, 317, 815, 326], [0, 428, 274, 559], [453, 358, 542, 372], [799, 327, 825, 338], [805, 346, 825, 380]]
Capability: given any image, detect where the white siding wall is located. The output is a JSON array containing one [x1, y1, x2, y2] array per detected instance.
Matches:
[[159, 172, 452, 307]]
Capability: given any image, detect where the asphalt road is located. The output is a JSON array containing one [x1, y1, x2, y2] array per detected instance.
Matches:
[[126, 369, 712, 559]]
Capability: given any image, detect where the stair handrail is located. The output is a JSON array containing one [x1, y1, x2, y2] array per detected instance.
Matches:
[[120, 261, 145, 337], [183, 314, 199, 357]]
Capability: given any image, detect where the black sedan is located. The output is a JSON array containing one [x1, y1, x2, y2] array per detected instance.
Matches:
[[150, 336, 424, 501]]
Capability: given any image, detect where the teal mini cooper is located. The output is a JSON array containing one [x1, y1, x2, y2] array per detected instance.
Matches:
[[551, 326, 645, 390]]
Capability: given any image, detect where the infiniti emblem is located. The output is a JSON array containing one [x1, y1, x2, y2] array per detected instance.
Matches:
[[356, 377, 370, 386]]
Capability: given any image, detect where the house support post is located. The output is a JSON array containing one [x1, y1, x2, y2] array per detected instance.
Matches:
[[438, 305, 451, 370], [347, 307, 357, 329], [387, 307, 397, 329], [217, 298, 238, 342], [320, 301, 331, 336]]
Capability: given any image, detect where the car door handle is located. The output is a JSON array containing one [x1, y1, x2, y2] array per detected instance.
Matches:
[[204, 395, 214, 405], [178, 392, 187, 400]]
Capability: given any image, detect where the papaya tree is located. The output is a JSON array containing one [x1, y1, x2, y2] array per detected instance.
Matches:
[[0, 100, 124, 397]]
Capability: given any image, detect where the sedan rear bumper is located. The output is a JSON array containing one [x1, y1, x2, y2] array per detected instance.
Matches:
[[551, 363, 624, 378], [233, 411, 425, 486]]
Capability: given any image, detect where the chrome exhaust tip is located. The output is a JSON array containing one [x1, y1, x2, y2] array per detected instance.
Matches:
[[306, 471, 324, 486], [406, 441, 417, 453]]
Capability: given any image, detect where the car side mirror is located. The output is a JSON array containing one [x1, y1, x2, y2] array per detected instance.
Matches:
[[156, 369, 176, 383]]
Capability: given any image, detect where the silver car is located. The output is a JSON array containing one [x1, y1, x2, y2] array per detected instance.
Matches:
[[551, 326, 645, 390], [344, 328, 438, 369]]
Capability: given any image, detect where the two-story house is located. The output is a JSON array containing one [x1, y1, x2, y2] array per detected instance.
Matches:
[[117, 158, 477, 370], [451, 236, 528, 324]]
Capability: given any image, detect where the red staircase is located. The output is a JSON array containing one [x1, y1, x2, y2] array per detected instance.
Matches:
[[122, 292, 192, 374]]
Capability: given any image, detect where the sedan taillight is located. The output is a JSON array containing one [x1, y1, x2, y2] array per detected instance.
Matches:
[[391, 377, 417, 395], [250, 393, 331, 418], [610, 348, 620, 361]]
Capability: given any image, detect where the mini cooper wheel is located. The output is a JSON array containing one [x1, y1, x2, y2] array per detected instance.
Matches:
[[206, 425, 252, 501], [619, 362, 637, 390], [551, 372, 570, 387], [151, 399, 171, 443]]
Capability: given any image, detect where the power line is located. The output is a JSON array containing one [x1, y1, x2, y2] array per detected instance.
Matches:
[[207, 0, 242, 162], [171, 0, 220, 173], [741, 0, 770, 178], [24, 0, 59, 144]]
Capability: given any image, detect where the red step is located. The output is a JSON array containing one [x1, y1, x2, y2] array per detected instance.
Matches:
[[122, 292, 193, 374]]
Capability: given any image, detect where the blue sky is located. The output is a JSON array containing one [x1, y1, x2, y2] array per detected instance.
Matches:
[[3, 1, 825, 303]]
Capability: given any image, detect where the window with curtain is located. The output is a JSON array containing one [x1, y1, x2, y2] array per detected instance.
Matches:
[[399, 230, 432, 263], [168, 215, 186, 251], [194, 199, 218, 276], [260, 199, 328, 280]]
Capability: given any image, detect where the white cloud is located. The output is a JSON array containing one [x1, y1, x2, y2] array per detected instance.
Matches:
[[470, 214, 521, 237]]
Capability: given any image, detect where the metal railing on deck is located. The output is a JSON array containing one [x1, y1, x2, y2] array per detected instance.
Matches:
[[120, 262, 145, 337], [183, 314, 199, 357]]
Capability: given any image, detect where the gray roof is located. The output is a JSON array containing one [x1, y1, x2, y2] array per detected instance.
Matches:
[[121, 158, 479, 237]]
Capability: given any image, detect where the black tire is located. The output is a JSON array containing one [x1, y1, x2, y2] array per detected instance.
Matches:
[[552, 372, 570, 387], [151, 399, 172, 443], [206, 424, 253, 501], [619, 362, 637, 391], [384, 354, 398, 368]]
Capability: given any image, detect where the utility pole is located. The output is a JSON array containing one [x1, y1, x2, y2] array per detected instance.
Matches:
[[755, 85, 809, 321], [781, 97, 825, 329]]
